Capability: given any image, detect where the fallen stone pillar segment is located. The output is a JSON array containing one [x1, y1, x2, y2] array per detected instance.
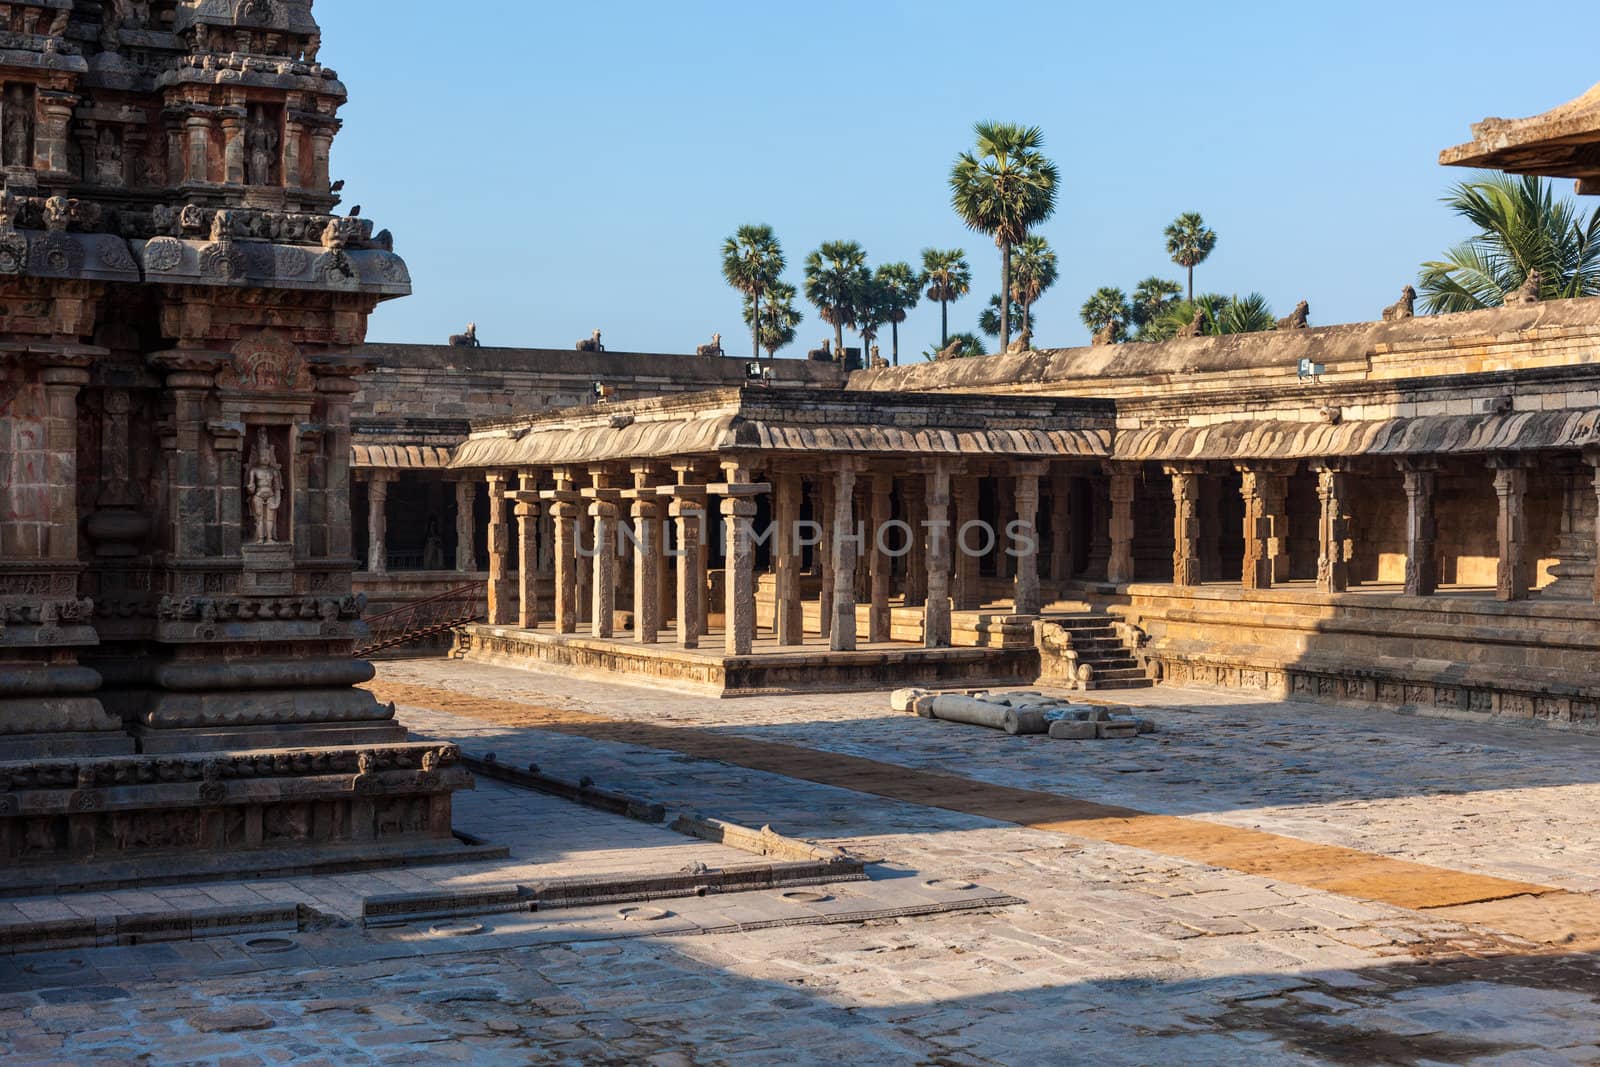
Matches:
[[928, 694, 1049, 735]]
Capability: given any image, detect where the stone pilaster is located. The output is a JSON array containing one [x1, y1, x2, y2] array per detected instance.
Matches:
[[585, 468, 621, 639], [221, 110, 246, 186], [454, 479, 477, 573], [1166, 465, 1204, 587], [923, 463, 954, 648], [903, 481, 927, 607], [816, 475, 834, 640], [1397, 459, 1439, 598], [868, 473, 893, 643], [1012, 463, 1044, 615], [316, 372, 360, 563], [485, 471, 512, 625], [1259, 464, 1292, 584], [1313, 462, 1351, 594], [184, 113, 211, 184], [1489, 456, 1531, 602], [773, 472, 804, 645], [723, 495, 758, 655], [1105, 464, 1136, 585], [365, 473, 390, 575]]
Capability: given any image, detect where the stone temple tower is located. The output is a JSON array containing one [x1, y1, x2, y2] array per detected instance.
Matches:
[[0, 1, 473, 890]]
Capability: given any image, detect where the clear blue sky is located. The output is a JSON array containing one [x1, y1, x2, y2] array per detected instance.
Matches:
[[318, 1, 1596, 356]]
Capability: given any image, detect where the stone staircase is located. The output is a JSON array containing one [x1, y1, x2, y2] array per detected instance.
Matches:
[[1036, 614, 1154, 691]]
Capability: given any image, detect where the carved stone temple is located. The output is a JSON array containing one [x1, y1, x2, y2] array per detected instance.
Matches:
[[0, 0, 471, 893]]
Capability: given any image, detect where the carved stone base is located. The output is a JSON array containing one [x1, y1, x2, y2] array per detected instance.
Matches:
[[130, 718, 407, 754], [0, 742, 478, 895], [241, 542, 295, 596]]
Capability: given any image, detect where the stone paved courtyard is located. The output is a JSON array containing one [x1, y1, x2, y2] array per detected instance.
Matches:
[[5, 660, 1600, 1065]]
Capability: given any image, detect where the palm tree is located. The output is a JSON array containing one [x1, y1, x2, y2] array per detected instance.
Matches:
[[1009, 235, 1058, 336], [923, 331, 986, 360], [950, 122, 1060, 352], [1418, 174, 1600, 313], [721, 224, 786, 360], [803, 240, 869, 361], [1130, 276, 1182, 337], [1079, 287, 1129, 338], [921, 248, 971, 346], [743, 280, 802, 358], [979, 293, 1030, 339], [875, 261, 922, 365], [1213, 292, 1276, 334], [1165, 212, 1217, 302], [855, 275, 894, 364], [1149, 292, 1274, 338]]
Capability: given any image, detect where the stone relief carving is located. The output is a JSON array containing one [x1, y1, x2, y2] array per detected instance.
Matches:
[[245, 105, 278, 186], [245, 428, 284, 545], [3, 84, 31, 168]]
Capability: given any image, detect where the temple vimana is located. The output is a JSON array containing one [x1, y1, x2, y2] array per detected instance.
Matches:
[[3, 0, 1600, 893]]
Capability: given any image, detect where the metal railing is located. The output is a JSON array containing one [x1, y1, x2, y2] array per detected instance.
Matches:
[[355, 582, 482, 658]]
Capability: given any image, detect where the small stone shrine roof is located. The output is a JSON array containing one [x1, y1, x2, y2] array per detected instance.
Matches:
[[1441, 81, 1600, 191]]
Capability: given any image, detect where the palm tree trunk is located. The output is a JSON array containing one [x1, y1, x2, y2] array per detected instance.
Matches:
[[751, 291, 761, 361], [940, 298, 948, 345], [1187, 265, 1194, 304], [1022, 298, 1031, 336], [999, 242, 1012, 351], [891, 320, 899, 366], [833, 317, 844, 363]]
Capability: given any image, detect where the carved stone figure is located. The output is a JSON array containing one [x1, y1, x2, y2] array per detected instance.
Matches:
[[1177, 307, 1208, 338], [423, 519, 444, 570], [246, 106, 278, 186], [94, 128, 122, 184], [448, 322, 480, 347], [1092, 321, 1120, 346], [3, 85, 32, 168], [806, 339, 832, 362], [1383, 285, 1417, 322], [48, 9, 69, 36], [1276, 300, 1310, 330], [1504, 269, 1544, 306], [933, 338, 962, 361], [1006, 328, 1033, 354], [576, 329, 604, 352], [245, 429, 284, 545], [869, 344, 886, 369], [695, 332, 724, 357]]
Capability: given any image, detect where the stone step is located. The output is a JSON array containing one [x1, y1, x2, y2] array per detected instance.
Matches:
[[1092, 667, 1152, 681], [1085, 678, 1155, 691]]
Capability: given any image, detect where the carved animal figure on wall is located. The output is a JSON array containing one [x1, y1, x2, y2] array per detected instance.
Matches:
[[696, 332, 724, 357], [1006, 328, 1033, 354], [1091, 321, 1119, 346], [806, 339, 832, 362], [576, 329, 604, 352], [1177, 307, 1208, 338], [1504, 269, 1544, 306], [448, 322, 479, 348], [933, 338, 963, 361], [1382, 285, 1416, 322], [1277, 301, 1310, 330]]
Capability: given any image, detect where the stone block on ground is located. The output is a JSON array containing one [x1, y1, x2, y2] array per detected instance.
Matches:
[[890, 688, 929, 713], [1048, 720, 1098, 740]]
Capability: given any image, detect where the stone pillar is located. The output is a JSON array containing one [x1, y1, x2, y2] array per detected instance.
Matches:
[[1397, 460, 1439, 598], [994, 477, 1015, 580], [1166, 465, 1204, 587], [365, 473, 390, 575], [716, 464, 768, 657], [1105, 464, 1136, 585], [1259, 465, 1293, 584], [282, 118, 303, 189], [586, 468, 621, 639], [37, 91, 75, 177], [454, 480, 477, 573], [1313, 463, 1350, 594], [512, 472, 541, 629], [309, 128, 333, 193], [953, 474, 981, 610], [923, 463, 954, 648], [660, 476, 709, 650], [544, 471, 582, 635], [817, 476, 834, 640], [1237, 465, 1273, 591], [830, 462, 859, 651], [868, 472, 893, 643], [773, 471, 804, 645], [628, 463, 664, 644], [1049, 471, 1073, 584], [485, 471, 512, 624], [904, 482, 927, 607], [1489, 456, 1530, 602], [1589, 448, 1600, 605], [221, 110, 246, 186], [1011, 464, 1044, 614]]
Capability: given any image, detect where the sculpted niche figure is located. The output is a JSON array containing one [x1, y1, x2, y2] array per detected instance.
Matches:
[[3, 85, 32, 168], [246, 106, 278, 186], [245, 429, 285, 545]]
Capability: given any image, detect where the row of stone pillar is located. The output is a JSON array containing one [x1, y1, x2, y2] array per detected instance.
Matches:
[[1153, 452, 1600, 603], [359, 474, 479, 576]]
